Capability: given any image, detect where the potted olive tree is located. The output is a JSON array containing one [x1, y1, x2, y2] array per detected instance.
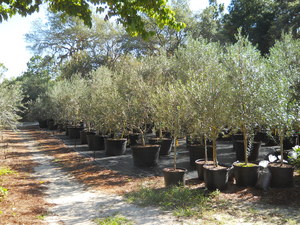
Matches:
[[265, 34, 299, 187], [116, 70, 162, 167], [224, 32, 267, 187], [142, 54, 174, 156], [188, 41, 232, 190], [88, 67, 128, 155], [184, 39, 226, 181], [152, 80, 193, 186]]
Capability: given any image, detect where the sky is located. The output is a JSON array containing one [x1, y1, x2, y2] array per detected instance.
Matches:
[[0, 0, 230, 80]]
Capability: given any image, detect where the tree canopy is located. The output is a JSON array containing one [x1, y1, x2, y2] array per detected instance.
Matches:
[[0, 0, 185, 39]]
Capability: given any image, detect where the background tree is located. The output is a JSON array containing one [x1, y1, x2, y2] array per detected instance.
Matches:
[[1, 0, 185, 38]]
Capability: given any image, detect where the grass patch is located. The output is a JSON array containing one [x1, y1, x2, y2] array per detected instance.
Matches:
[[36, 214, 46, 220], [0, 167, 16, 176], [0, 186, 8, 200], [125, 185, 216, 218], [94, 214, 133, 225]]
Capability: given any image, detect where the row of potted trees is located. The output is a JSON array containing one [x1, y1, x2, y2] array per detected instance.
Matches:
[[30, 33, 300, 189]]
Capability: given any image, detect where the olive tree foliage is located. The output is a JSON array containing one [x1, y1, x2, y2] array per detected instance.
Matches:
[[0, 81, 24, 130], [265, 34, 300, 164], [1, 0, 185, 39], [45, 75, 85, 125], [151, 80, 192, 169], [224, 31, 268, 164], [87, 66, 127, 135], [181, 38, 231, 166]]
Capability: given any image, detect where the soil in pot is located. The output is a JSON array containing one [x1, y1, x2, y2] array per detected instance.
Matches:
[[233, 162, 259, 187], [68, 127, 84, 139], [148, 138, 173, 156], [188, 144, 213, 169], [86, 133, 106, 151], [195, 159, 214, 180], [234, 140, 261, 162], [105, 138, 127, 156], [131, 145, 160, 167], [268, 163, 295, 188], [203, 164, 230, 191], [163, 168, 187, 187]]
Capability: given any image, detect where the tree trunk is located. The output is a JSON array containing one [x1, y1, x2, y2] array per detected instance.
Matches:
[[279, 130, 284, 166], [204, 134, 208, 162], [212, 137, 218, 167], [243, 126, 248, 165], [173, 136, 177, 170]]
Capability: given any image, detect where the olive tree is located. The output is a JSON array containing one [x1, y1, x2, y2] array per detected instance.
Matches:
[[151, 80, 192, 169], [0, 82, 24, 130], [265, 34, 300, 164], [224, 31, 268, 164], [185, 38, 230, 166]]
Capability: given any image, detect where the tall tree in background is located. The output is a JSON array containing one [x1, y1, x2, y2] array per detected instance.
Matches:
[[189, 0, 225, 42], [0, 0, 185, 39], [223, 0, 299, 54], [15, 56, 55, 103], [26, 14, 132, 77]]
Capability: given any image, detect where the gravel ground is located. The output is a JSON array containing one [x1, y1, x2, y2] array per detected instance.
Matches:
[[21, 131, 185, 225]]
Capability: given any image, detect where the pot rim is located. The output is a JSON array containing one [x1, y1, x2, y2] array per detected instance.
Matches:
[[163, 167, 187, 173]]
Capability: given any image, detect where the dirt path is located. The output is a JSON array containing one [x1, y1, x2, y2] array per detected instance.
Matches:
[[20, 129, 183, 225]]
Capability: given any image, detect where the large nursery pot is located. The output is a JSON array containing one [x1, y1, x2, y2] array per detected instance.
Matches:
[[38, 119, 48, 128], [233, 162, 259, 187], [234, 140, 261, 161], [86, 133, 107, 151], [203, 164, 230, 191], [148, 137, 173, 156], [47, 119, 56, 130], [268, 163, 295, 188], [188, 144, 213, 168], [163, 167, 187, 187], [105, 138, 127, 156], [195, 159, 214, 180], [131, 145, 160, 167], [80, 131, 94, 145], [68, 127, 84, 139]]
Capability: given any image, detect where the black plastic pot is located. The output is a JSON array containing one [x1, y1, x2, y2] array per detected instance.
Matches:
[[234, 140, 261, 162], [131, 145, 160, 167], [68, 127, 84, 139], [203, 164, 230, 191], [38, 120, 48, 128], [105, 138, 127, 156], [86, 133, 106, 151], [186, 136, 213, 147], [188, 144, 213, 168], [47, 119, 56, 130], [163, 167, 187, 187], [148, 138, 173, 156], [195, 159, 214, 180], [129, 133, 140, 146], [80, 131, 95, 145], [155, 130, 172, 138], [233, 163, 259, 187], [268, 163, 295, 188]]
